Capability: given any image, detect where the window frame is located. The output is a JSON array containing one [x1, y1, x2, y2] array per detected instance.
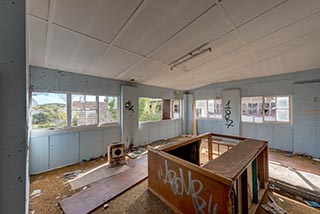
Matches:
[[31, 91, 68, 130], [138, 97, 163, 123], [98, 95, 120, 127], [241, 95, 291, 124], [31, 91, 120, 131], [171, 99, 181, 119], [195, 99, 222, 120]]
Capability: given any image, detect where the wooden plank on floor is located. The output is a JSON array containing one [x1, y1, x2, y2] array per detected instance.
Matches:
[[60, 155, 148, 214]]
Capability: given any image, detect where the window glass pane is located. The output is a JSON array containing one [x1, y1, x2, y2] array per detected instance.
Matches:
[[31, 92, 67, 129], [99, 96, 118, 124], [241, 97, 263, 123], [72, 95, 97, 126], [208, 99, 222, 119], [264, 97, 276, 121], [139, 97, 162, 122], [196, 100, 207, 118], [172, 100, 180, 119], [276, 110, 289, 122], [99, 96, 108, 123], [277, 97, 289, 108], [85, 95, 97, 109], [107, 96, 118, 123]]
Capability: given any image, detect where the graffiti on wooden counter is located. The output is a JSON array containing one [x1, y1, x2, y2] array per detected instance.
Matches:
[[158, 160, 218, 214]]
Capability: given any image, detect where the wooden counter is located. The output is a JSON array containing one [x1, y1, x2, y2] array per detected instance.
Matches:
[[148, 132, 268, 214]]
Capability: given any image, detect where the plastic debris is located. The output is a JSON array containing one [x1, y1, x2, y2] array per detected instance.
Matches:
[[261, 196, 287, 214], [304, 200, 320, 208], [103, 203, 109, 210], [63, 170, 83, 181], [30, 189, 42, 198], [269, 183, 280, 191], [284, 153, 293, 157], [313, 158, 320, 162]]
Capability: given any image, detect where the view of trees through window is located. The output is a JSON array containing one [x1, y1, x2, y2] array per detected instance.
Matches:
[[99, 96, 118, 124], [31, 92, 119, 129], [139, 97, 162, 122], [31, 92, 67, 129]]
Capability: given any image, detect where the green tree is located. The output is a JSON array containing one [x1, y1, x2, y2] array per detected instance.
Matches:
[[32, 104, 67, 128], [107, 97, 117, 120], [139, 98, 161, 122]]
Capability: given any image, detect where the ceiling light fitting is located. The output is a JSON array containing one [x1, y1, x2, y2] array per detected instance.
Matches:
[[169, 43, 212, 71]]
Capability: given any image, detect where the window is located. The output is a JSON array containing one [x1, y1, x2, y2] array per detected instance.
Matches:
[[241, 97, 263, 123], [99, 96, 118, 124], [195, 100, 207, 118], [72, 95, 97, 126], [241, 96, 290, 123], [208, 99, 222, 119], [196, 99, 222, 119], [31, 92, 120, 130], [139, 97, 162, 122], [264, 96, 290, 122], [31, 92, 67, 129], [172, 100, 181, 119]]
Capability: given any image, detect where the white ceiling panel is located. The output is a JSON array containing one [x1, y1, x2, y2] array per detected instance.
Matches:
[[198, 57, 255, 82], [239, 0, 320, 42], [256, 28, 320, 61], [172, 74, 212, 91], [144, 68, 185, 86], [145, 70, 211, 90], [87, 46, 142, 79], [150, 6, 232, 64], [28, 16, 47, 67], [191, 47, 252, 75], [281, 38, 320, 73], [228, 57, 283, 81], [249, 12, 320, 54], [113, 0, 215, 56], [46, 25, 108, 73], [28, 0, 49, 20], [53, 0, 142, 43], [116, 59, 167, 82], [220, 0, 284, 27], [175, 32, 243, 71]]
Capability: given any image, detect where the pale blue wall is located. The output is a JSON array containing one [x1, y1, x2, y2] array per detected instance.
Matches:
[[0, 1, 27, 213], [190, 70, 320, 157], [29, 66, 182, 174]]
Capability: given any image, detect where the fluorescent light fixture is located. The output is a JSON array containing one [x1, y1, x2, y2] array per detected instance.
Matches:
[[169, 43, 212, 71]]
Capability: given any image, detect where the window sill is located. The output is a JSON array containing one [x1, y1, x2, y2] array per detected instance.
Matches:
[[139, 118, 181, 125], [196, 118, 223, 121], [31, 123, 120, 137]]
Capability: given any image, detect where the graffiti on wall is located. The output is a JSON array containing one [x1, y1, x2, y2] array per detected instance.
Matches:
[[158, 160, 218, 214], [125, 100, 134, 113], [224, 100, 234, 128]]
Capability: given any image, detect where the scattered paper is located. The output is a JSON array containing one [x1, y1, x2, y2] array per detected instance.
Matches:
[[30, 189, 41, 198]]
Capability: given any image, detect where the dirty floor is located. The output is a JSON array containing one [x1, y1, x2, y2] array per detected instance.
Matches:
[[29, 144, 320, 214]]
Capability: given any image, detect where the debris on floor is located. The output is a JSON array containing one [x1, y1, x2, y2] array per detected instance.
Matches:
[[30, 189, 41, 198], [269, 183, 280, 191], [284, 153, 293, 157], [63, 170, 83, 181], [103, 203, 109, 210], [261, 195, 288, 214], [313, 158, 320, 162], [304, 200, 320, 208], [127, 147, 148, 159]]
